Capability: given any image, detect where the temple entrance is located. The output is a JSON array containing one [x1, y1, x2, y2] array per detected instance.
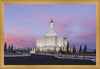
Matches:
[[46, 49, 51, 52]]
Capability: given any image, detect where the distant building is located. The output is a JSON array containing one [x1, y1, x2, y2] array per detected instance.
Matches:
[[30, 47, 36, 54], [36, 20, 67, 52]]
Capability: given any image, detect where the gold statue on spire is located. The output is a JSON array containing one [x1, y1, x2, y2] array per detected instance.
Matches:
[[50, 19, 53, 23]]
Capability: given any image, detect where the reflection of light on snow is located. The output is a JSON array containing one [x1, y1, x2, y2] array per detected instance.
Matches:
[[90, 59, 96, 62]]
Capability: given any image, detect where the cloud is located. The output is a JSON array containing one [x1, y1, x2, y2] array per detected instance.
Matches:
[[55, 23, 67, 28], [11, 29, 23, 35], [41, 16, 72, 26], [42, 21, 49, 26], [55, 27, 68, 36], [48, 17, 72, 21], [79, 17, 96, 27], [76, 27, 96, 42], [10, 28, 29, 36], [4, 34, 36, 48]]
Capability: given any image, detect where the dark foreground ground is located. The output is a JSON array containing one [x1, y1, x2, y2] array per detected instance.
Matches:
[[4, 54, 96, 65]]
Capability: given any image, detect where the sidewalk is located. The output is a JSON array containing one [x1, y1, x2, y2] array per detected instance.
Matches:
[[4, 53, 31, 57], [34, 53, 96, 62]]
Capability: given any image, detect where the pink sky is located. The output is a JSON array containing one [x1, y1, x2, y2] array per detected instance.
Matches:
[[4, 4, 96, 49]]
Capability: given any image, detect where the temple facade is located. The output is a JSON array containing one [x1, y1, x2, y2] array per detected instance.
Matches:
[[36, 20, 67, 52]]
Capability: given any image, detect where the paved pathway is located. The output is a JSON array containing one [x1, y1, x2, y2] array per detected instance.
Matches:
[[4, 53, 96, 62], [4, 54, 96, 65]]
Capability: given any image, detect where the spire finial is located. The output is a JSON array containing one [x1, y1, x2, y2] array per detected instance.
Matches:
[[50, 19, 53, 23]]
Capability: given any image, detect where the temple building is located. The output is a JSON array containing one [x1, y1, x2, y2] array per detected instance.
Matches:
[[36, 20, 67, 52]]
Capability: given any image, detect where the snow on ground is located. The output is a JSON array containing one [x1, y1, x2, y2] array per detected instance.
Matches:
[[4, 53, 31, 57]]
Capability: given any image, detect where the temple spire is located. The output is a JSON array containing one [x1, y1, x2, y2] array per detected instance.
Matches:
[[46, 20, 57, 36]]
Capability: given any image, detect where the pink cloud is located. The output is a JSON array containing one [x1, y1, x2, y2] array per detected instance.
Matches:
[[48, 17, 72, 21], [42, 19, 69, 27], [19, 17, 34, 22], [11, 29, 23, 35], [55, 27, 68, 36], [4, 34, 22, 47], [4, 34, 36, 48], [65, 17, 72, 21], [10, 28, 29, 36], [80, 17, 96, 27], [76, 27, 96, 42], [41, 16, 72, 28], [55, 23, 67, 28], [42, 21, 49, 26]]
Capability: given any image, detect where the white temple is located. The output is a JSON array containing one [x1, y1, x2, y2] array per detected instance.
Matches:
[[36, 20, 67, 52]]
